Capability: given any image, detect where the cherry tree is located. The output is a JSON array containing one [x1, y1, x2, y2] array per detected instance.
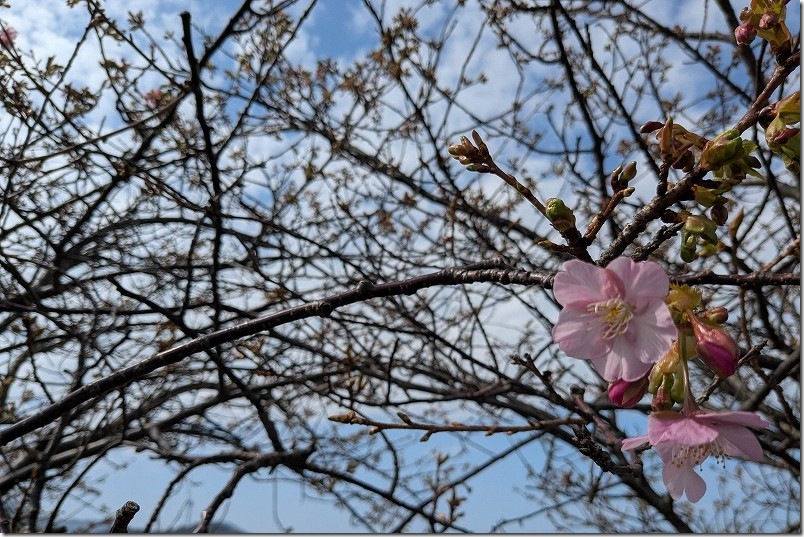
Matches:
[[0, 0, 798, 532]]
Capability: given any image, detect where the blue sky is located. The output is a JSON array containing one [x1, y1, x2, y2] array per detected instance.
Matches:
[[89, 434, 564, 533]]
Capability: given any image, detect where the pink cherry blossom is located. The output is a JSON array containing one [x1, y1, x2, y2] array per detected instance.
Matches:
[[621, 409, 768, 502], [551, 257, 677, 381], [0, 26, 17, 49]]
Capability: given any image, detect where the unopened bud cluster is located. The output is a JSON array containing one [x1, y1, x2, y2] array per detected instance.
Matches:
[[609, 161, 637, 192], [641, 118, 705, 173], [667, 285, 741, 379], [759, 91, 800, 174], [640, 117, 765, 261], [735, 0, 793, 60], [678, 210, 719, 262], [700, 129, 746, 169], [448, 130, 491, 172]]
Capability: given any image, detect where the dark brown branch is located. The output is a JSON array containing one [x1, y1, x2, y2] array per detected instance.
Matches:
[[109, 501, 140, 533], [672, 271, 800, 287], [740, 348, 801, 412], [733, 51, 800, 133], [181, 11, 225, 330], [0, 258, 798, 446], [0, 261, 549, 444]]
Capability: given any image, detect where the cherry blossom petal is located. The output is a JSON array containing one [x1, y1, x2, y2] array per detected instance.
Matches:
[[654, 442, 708, 502], [714, 424, 765, 460], [627, 305, 677, 362], [648, 413, 719, 446], [661, 458, 707, 502], [607, 257, 670, 301], [696, 410, 770, 430], [597, 339, 654, 381], [621, 435, 649, 451], [552, 260, 622, 306], [552, 306, 612, 359]]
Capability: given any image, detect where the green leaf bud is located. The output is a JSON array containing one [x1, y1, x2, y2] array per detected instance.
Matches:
[[620, 161, 637, 183], [545, 198, 577, 232]]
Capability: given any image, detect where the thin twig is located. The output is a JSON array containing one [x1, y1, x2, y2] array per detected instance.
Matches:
[[0, 262, 551, 445], [329, 410, 585, 441]]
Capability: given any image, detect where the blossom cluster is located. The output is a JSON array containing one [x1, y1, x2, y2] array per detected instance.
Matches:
[[551, 257, 768, 503], [734, 0, 793, 60]]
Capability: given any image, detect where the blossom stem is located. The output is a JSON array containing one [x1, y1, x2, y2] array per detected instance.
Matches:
[[679, 336, 698, 415]]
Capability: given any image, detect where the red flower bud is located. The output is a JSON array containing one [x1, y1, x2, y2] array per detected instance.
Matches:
[[640, 121, 664, 134], [769, 126, 800, 145], [689, 313, 740, 378], [734, 22, 757, 46], [709, 205, 729, 226], [609, 375, 650, 408]]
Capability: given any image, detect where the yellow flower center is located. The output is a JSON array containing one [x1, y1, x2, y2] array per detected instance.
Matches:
[[586, 298, 634, 339]]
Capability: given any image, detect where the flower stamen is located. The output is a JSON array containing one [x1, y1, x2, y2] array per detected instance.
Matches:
[[586, 298, 635, 339], [670, 440, 729, 470]]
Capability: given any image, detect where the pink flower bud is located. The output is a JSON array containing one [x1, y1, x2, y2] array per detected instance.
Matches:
[[734, 22, 757, 46], [640, 121, 664, 134], [609, 375, 650, 408], [689, 313, 740, 378], [758, 12, 779, 30]]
